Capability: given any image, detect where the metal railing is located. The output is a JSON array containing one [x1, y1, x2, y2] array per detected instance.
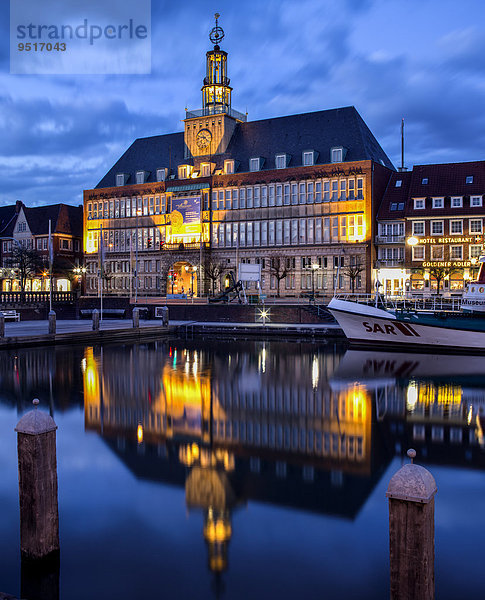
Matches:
[[185, 106, 247, 122], [333, 293, 463, 312], [375, 235, 405, 244], [374, 259, 405, 267], [0, 291, 77, 304]]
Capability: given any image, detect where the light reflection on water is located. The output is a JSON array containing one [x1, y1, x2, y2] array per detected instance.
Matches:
[[0, 339, 484, 599]]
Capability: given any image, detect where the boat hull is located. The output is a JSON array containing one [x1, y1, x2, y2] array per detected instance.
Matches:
[[328, 298, 485, 352]]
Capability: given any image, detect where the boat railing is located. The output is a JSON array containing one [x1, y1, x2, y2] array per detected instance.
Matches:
[[332, 293, 463, 312]]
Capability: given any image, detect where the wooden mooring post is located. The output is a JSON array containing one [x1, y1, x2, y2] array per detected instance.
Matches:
[[15, 399, 59, 560], [386, 449, 437, 600]]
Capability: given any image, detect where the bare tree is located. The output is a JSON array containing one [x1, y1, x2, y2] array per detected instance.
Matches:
[[7, 246, 43, 292], [428, 266, 458, 294], [204, 258, 226, 295], [268, 256, 292, 297], [343, 260, 365, 293]]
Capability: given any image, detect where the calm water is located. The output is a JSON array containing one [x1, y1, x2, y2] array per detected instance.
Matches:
[[0, 338, 484, 599]]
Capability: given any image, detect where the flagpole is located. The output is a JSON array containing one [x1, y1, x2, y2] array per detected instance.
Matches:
[[99, 224, 103, 322], [48, 220, 53, 312]]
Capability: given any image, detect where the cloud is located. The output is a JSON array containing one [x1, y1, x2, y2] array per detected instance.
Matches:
[[0, 0, 484, 205]]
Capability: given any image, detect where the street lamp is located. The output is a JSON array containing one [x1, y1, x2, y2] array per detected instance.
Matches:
[[134, 207, 142, 304], [311, 263, 319, 300], [73, 265, 87, 293]]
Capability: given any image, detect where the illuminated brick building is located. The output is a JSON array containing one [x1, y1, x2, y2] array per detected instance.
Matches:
[[376, 161, 485, 296], [83, 17, 394, 298]]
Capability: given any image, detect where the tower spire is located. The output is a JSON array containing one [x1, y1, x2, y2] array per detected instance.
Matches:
[[202, 13, 232, 115]]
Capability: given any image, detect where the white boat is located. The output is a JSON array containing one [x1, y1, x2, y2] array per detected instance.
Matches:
[[329, 255, 485, 352], [461, 256, 485, 312]]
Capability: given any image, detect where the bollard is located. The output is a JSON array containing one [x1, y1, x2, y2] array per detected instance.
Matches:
[[15, 399, 59, 560], [92, 308, 100, 331], [161, 306, 169, 327], [386, 449, 437, 600], [48, 310, 56, 335], [132, 307, 140, 328], [0, 313, 4, 338]]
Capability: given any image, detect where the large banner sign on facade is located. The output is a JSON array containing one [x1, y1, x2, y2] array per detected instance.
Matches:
[[169, 196, 201, 238]]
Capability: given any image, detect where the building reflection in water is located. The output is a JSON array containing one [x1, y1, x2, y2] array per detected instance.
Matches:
[[81, 340, 485, 585], [82, 340, 379, 582]]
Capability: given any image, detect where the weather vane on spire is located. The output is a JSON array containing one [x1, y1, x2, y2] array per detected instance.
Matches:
[[209, 12, 225, 46]]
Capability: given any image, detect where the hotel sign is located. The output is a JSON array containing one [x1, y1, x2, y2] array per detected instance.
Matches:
[[416, 236, 482, 244], [421, 261, 473, 268]]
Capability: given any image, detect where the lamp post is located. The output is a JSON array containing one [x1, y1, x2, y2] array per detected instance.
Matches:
[[134, 208, 142, 304], [73, 265, 87, 295], [311, 263, 319, 301]]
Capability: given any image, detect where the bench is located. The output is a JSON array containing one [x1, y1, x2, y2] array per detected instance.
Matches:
[[80, 308, 126, 318], [1, 310, 20, 321]]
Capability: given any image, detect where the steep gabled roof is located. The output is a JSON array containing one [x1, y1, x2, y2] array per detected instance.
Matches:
[[377, 171, 411, 220], [96, 132, 184, 189], [0, 205, 19, 236], [24, 204, 83, 237], [95, 106, 395, 189]]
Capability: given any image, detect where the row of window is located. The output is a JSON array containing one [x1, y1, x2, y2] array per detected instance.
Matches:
[[413, 196, 483, 209], [212, 216, 365, 247], [396, 176, 475, 188], [116, 148, 349, 186], [212, 420, 364, 458], [2, 238, 79, 252], [88, 178, 365, 220], [412, 218, 483, 236], [211, 178, 364, 209], [411, 244, 482, 261]]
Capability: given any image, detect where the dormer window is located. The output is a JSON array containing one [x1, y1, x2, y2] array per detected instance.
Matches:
[[249, 157, 261, 172], [224, 160, 235, 174], [156, 168, 167, 182], [116, 173, 126, 187], [302, 151, 315, 166], [432, 197, 444, 208], [201, 163, 211, 177], [136, 170, 148, 184], [330, 147, 344, 163], [275, 154, 289, 169], [466, 175, 474, 184], [178, 165, 193, 179]]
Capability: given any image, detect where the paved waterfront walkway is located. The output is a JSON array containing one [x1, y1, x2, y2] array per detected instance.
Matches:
[[0, 317, 343, 349]]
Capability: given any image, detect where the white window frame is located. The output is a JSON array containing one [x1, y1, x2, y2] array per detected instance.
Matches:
[[412, 221, 425, 236], [432, 197, 444, 209], [450, 220, 463, 234], [136, 171, 147, 185], [249, 157, 261, 172], [469, 219, 483, 233], [450, 245, 463, 260], [302, 151, 314, 166], [201, 163, 211, 177], [414, 198, 425, 209], [470, 244, 482, 259], [330, 147, 343, 163], [451, 196, 462, 208], [116, 173, 125, 187], [431, 220, 444, 236], [275, 154, 287, 169], [224, 160, 235, 174], [431, 245, 444, 260], [156, 168, 167, 182], [471, 196, 482, 207], [412, 246, 425, 261]]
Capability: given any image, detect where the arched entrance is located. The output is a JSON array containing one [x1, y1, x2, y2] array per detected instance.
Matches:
[[169, 262, 198, 297]]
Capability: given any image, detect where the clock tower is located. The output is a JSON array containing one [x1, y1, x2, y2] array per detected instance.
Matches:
[[184, 14, 246, 161]]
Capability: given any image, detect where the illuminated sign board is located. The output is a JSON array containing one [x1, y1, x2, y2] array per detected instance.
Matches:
[[169, 196, 201, 240], [415, 236, 482, 245], [421, 261, 473, 268]]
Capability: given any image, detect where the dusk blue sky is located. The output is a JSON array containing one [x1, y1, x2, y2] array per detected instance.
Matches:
[[2, 0, 485, 207]]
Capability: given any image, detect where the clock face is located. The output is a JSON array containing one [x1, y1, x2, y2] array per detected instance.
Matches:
[[196, 129, 212, 149]]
